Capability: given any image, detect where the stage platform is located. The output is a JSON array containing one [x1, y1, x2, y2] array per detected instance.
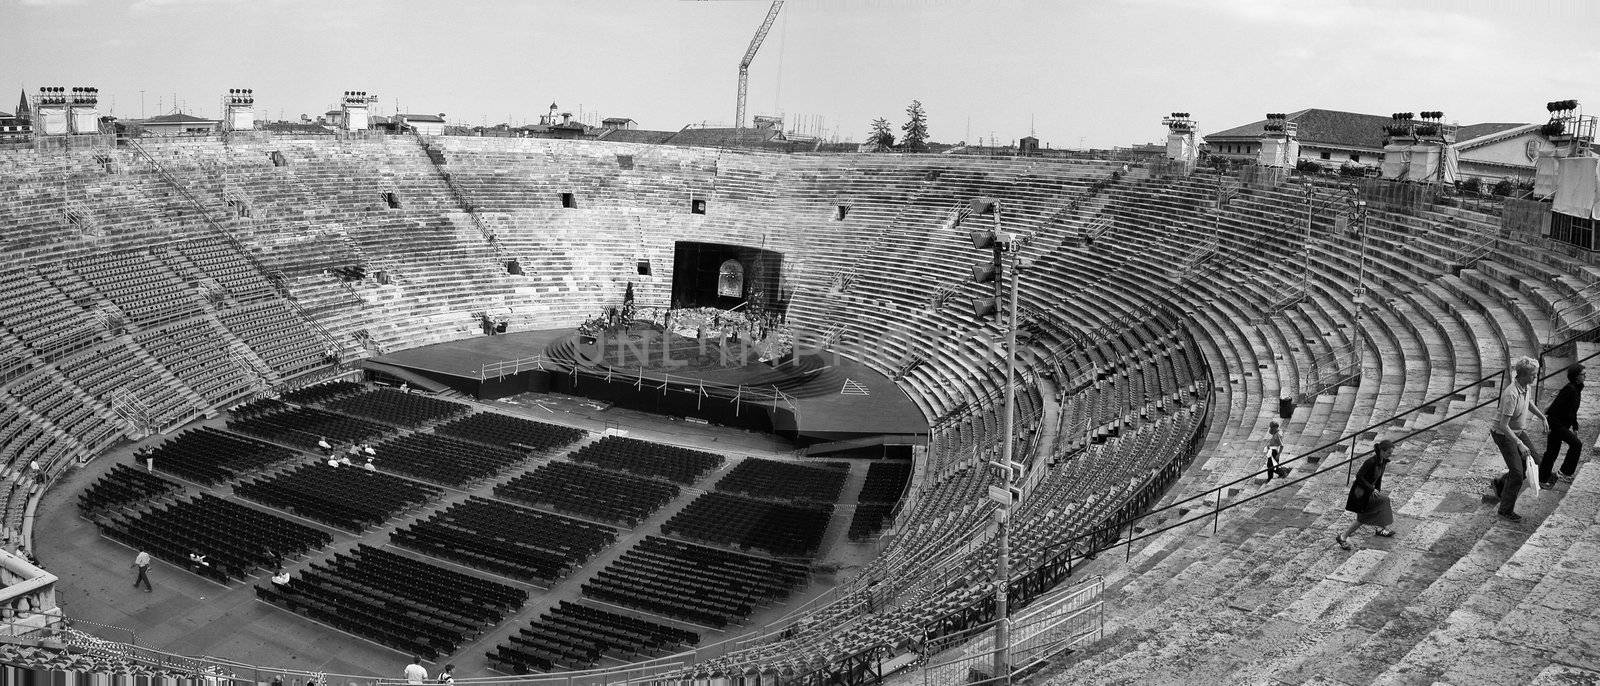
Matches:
[[366, 330, 930, 446]]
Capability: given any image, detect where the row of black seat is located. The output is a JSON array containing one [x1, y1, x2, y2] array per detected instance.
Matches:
[[858, 461, 913, 503], [433, 412, 586, 452], [77, 464, 181, 515], [228, 397, 293, 420], [662, 491, 833, 559], [234, 462, 442, 533], [580, 536, 808, 629], [279, 379, 365, 405], [568, 436, 724, 485], [487, 601, 699, 674], [713, 458, 849, 504], [257, 544, 524, 661], [390, 496, 617, 583], [140, 426, 295, 486], [847, 503, 897, 541], [99, 493, 331, 583], [370, 431, 525, 488], [493, 461, 679, 527], [322, 388, 470, 429], [226, 405, 390, 452]]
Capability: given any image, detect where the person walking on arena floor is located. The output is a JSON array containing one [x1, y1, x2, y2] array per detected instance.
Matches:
[[1337, 440, 1398, 549], [1489, 357, 1547, 522], [1540, 364, 1585, 488], [404, 656, 428, 684], [132, 550, 152, 592]]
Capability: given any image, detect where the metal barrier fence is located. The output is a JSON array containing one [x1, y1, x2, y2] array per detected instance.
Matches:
[[919, 576, 1104, 686]]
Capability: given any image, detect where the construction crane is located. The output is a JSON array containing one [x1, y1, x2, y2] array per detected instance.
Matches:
[[735, 0, 784, 129]]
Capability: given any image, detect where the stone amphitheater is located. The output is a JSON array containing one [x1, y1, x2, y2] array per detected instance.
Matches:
[[0, 132, 1594, 686]]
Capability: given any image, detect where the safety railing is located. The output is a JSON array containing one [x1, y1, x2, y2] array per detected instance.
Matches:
[[918, 576, 1104, 686], [1024, 321, 1600, 591]]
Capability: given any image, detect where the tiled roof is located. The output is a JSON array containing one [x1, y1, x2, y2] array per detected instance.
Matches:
[[400, 113, 445, 123], [1205, 108, 1392, 149], [1453, 123, 1533, 146], [259, 121, 335, 135], [145, 112, 217, 124], [665, 126, 780, 147], [1207, 109, 1535, 152], [599, 129, 676, 144]]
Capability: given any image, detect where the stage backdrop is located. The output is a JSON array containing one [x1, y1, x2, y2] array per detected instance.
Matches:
[[671, 241, 785, 313]]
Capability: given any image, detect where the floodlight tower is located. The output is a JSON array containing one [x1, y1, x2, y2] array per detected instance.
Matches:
[[962, 198, 1027, 684], [1261, 113, 1298, 169], [1161, 112, 1197, 167], [1542, 99, 1594, 157], [222, 89, 256, 132], [735, 0, 784, 129], [340, 91, 378, 131]]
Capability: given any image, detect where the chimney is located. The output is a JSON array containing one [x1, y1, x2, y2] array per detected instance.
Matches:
[[561, 112, 572, 125]]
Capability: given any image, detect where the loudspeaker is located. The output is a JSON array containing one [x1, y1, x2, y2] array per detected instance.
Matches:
[[637, 260, 652, 276], [506, 259, 523, 275]]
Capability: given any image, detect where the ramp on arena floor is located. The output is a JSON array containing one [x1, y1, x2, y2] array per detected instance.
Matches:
[[366, 329, 930, 446]]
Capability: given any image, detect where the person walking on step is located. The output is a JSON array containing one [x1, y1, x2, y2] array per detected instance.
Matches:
[[1540, 364, 1585, 488], [1337, 440, 1398, 549], [1489, 357, 1546, 522], [1264, 420, 1287, 483], [132, 550, 152, 592]]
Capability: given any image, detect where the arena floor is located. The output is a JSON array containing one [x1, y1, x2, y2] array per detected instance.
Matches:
[[34, 391, 886, 680]]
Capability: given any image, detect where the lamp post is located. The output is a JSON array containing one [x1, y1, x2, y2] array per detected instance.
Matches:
[[963, 197, 1025, 683]]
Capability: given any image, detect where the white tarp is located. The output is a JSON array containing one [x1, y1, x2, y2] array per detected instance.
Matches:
[[1405, 144, 1437, 182], [1257, 138, 1299, 168], [1534, 156, 1560, 198], [1166, 134, 1195, 163], [1380, 143, 1410, 180], [1554, 156, 1600, 219]]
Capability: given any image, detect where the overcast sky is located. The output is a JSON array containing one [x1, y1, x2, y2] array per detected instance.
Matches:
[[3, 0, 1594, 147]]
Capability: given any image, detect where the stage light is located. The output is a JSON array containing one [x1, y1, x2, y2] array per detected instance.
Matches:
[[970, 297, 999, 319]]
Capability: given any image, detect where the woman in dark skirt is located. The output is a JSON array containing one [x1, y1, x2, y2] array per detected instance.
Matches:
[[1337, 439, 1397, 549]]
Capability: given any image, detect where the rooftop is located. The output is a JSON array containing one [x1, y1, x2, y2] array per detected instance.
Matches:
[[1205, 108, 1393, 149], [144, 112, 218, 125], [1206, 109, 1536, 152], [598, 128, 676, 144]]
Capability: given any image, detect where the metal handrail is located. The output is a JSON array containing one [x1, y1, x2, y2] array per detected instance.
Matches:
[[1026, 323, 1600, 575]]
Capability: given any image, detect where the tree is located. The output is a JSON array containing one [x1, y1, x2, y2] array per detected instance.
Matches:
[[867, 118, 895, 152], [901, 100, 928, 152]]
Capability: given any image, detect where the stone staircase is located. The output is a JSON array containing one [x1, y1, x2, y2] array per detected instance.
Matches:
[[1037, 356, 1600, 685]]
